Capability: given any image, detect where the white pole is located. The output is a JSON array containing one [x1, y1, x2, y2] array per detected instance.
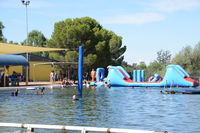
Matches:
[[25, 3, 29, 85], [21, 0, 30, 85], [0, 122, 167, 133]]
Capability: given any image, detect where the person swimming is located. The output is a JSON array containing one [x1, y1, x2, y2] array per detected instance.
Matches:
[[104, 81, 110, 88], [11, 89, 19, 96], [72, 95, 79, 101], [15, 89, 19, 96], [40, 87, 45, 95]]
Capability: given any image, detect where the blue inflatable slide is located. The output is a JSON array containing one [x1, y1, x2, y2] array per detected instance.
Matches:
[[93, 65, 199, 87]]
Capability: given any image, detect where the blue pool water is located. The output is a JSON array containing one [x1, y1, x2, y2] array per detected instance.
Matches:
[[0, 87, 200, 133]]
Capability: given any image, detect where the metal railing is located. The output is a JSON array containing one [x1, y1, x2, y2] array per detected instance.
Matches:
[[0, 122, 167, 133]]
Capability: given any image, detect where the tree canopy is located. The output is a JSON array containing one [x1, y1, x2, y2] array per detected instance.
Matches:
[[122, 49, 171, 81], [172, 43, 200, 77], [22, 30, 46, 47], [21, 30, 48, 57], [0, 21, 5, 42], [47, 17, 126, 70], [156, 49, 171, 66]]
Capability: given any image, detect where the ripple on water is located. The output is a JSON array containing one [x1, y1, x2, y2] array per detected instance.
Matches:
[[1, 87, 200, 133]]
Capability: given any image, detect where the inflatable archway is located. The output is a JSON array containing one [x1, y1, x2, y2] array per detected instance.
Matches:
[[96, 68, 105, 82]]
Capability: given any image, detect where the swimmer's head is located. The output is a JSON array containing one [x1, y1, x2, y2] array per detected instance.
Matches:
[[72, 95, 77, 100]]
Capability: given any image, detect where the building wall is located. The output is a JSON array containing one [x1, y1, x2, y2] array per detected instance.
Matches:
[[30, 62, 52, 81], [9, 62, 52, 81], [8, 66, 23, 76]]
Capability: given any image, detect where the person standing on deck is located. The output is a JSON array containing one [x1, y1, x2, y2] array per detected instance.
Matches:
[[50, 71, 54, 83], [91, 69, 96, 82]]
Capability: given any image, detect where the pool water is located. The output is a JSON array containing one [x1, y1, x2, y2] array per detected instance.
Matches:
[[1, 87, 200, 133]]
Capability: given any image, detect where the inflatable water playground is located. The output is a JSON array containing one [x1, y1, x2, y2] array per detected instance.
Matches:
[[91, 64, 199, 88]]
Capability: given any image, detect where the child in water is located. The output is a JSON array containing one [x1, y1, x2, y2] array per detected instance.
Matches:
[[11, 89, 19, 96], [40, 87, 45, 95]]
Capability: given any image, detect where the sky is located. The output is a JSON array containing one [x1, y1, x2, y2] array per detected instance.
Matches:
[[1, 0, 200, 65]]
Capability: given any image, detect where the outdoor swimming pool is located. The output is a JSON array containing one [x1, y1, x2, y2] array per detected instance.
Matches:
[[0, 87, 200, 133]]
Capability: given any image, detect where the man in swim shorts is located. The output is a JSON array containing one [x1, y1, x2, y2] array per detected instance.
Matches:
[[90, 69, 96, 82]]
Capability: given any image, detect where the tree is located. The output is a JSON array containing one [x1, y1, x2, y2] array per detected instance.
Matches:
[[65, 51, 78, 62], [156, 50, 171, 65], [8, 40, 18, 44], [191, 42, 200, 72], [0, 21, 5, 42], [122, 61, 135, 73], [172, 46, 192, 69], [47, 17, 126, 70], [172, 44, 200, 76], [22, 30, 48, 57], [135, 62, 147, 70], [145, 61, 165, 80], [23, 30, 46, 47], [109, 34, 126, 65]]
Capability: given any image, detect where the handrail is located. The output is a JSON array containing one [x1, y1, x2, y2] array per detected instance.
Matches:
[[0, 122, 167, 133]]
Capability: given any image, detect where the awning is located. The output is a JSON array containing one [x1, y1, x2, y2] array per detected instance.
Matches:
[[0, 43, 67, 55], [0, 55, 29, 66]]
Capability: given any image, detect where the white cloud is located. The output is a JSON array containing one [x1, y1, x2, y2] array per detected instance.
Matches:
[[152, 0, 199, 12], [104, 13, 165, 24]]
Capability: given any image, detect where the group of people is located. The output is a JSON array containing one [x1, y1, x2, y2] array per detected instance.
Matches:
[[9, 71, 23, 86], [0, 71, 25, 87], [50, 70, 66, 83], [56, 68, 112, 88], [50, 70, 77, 84], [11, 87, 45, 96], [61, 78, 76, 88]]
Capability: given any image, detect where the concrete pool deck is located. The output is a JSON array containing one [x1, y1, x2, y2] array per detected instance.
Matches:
[[0, 81, 62, 90]]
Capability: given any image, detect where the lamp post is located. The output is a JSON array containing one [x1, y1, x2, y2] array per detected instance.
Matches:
[[21, 0, 30, 45], [21, 0, 30, 85]]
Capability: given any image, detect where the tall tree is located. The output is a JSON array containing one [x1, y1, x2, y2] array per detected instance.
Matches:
[[172, 46, 192, 68], [23, 30, 46, 47], [0, 21, 5, 42], [172, 44, 200, 76], [135, 62, 147, 70], [191, 43, 200, 71], [156, 50, 171, 65], [47, 17, 126, 70], [22, 30, 47, 57], [146, 61, 165, 80]]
